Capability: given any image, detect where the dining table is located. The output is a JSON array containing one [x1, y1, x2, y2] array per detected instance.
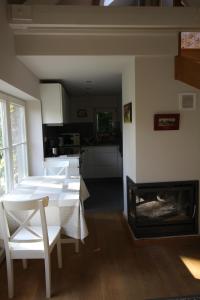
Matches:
[[0, 175, 89, 241]]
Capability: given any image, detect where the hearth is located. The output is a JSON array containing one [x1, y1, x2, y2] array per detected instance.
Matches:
[[127, 177, 199, 238]]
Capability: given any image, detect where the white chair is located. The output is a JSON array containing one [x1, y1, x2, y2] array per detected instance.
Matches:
[[0, 197, 62, 299], [68, 158, 80, 177], [44, 158, 80, 177], [44, 159, 70, 176]]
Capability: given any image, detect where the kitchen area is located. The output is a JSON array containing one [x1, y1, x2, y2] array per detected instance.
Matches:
[[41, 82, 123, 183]]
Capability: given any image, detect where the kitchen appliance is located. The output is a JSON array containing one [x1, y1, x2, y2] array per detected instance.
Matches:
[[52, 147, 58, 156]]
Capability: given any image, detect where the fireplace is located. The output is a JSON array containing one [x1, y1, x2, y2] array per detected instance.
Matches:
[[127, 177, 199, 238]]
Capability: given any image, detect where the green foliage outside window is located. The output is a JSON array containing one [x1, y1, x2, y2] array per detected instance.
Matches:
[[96, 112, 113, 133], [0, 104, 5, 195]]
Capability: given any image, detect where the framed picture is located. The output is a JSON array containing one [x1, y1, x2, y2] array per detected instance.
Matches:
[[154, 113, 180, 130], [124, 103, 132, 123], [77, 109, 88, 118]]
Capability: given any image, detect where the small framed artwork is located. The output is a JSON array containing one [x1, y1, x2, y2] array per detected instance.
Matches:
[[77, 109, 88, 118], [124, 102, 132, 123], [154, 113, 180, 130]]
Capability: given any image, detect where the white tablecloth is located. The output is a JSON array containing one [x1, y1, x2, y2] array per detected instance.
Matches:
[[0, 176, 89, 240]]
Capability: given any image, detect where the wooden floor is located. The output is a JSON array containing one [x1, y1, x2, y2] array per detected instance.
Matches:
[[1, 213, 200, 299]]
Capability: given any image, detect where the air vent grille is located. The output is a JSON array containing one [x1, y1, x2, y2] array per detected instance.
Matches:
[[179, 93, 196, 110]]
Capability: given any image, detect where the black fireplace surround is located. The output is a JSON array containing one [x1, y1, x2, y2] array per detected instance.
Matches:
[[127, 177, 199, 238]]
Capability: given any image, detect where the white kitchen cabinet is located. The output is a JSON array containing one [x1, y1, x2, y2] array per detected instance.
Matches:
[[81, 146, 122, 179], [40, 83, 69, 124]]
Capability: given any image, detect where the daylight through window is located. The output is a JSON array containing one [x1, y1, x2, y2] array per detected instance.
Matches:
[[0, 93, 28, 195]]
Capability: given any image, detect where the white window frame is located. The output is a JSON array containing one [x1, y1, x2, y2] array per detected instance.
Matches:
[[0, 92, 28, 193]]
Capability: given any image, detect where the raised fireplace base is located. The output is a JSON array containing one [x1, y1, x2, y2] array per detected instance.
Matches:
[[127, 177, 199, 238]]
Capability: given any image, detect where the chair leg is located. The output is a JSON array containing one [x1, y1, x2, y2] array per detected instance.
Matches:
[[57, 238, 62, 269], [6, 258, 14, 299], [44, 256, 51, 298], [22, 259, 27, 269], [75, 240, 79, 253]]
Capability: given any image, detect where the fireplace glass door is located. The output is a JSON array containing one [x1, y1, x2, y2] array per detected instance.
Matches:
[[135, 187, 195, 226], [127, 178, 198, 238]]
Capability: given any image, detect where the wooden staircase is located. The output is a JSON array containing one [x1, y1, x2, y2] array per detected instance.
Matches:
[[175, 49, 200, 89]]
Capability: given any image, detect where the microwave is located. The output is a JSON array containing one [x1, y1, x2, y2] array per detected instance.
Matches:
[[59, 133, 80, 146]]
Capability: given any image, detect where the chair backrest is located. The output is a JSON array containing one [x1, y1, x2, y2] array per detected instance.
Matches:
[[56, 155, 79, 167], [44, 159, 70, 176], [0, 197, 49, 255], [64, 158, 80, 176], [44, 158, 80, 177]]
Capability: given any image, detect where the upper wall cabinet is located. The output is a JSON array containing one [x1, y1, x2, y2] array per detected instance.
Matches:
[[40, 83, 69, 124]]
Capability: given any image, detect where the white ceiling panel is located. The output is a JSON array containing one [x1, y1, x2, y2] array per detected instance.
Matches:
[[18, 55, 132, 95]]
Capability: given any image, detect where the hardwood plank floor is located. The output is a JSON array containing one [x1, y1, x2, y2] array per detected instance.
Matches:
[[1, 212, 200, 299]]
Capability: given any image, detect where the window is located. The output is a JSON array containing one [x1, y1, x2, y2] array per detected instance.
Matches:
[[0, 93, 28, 195], [0, 101, 9, 195], [96, 111, 113, 133], [95, 108, 119, 144]]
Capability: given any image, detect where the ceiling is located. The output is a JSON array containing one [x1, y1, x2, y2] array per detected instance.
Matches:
[[18, 55, 132, 96]]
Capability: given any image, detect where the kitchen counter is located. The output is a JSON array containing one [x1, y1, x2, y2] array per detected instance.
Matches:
[[45, 154, 80, 159], [81, 145, 122, 179]]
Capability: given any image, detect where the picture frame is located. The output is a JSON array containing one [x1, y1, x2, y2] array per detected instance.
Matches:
[[124, 102, 132, 123], [77, 109, 88, 118], [154, 113, 180, 131]]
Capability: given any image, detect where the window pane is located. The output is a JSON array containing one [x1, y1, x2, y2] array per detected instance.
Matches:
[[0, 150, 8, 195], [0, 101, 8, 149], [12, 144, 27, 186], [10, 103, 26, 145], [96, 112, 113, 133]]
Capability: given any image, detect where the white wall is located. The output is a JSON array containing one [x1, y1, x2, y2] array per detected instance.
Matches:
[[122, 57, 136, 215], [70, 95, 121, 123], [135, 56, 200, 183], [0, 1, 40, 100], [0, 0, 43, 176], [26, 100, 44, 176], [16, 34, 178, 56], [0, 3, 41, 258]]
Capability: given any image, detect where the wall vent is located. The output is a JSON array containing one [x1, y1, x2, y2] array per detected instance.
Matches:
[[179, 93, 197, 110]]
